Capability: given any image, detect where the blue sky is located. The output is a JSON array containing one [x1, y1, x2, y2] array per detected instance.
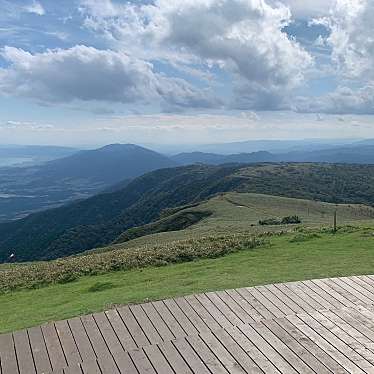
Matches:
[[0, 0, 373, 146]]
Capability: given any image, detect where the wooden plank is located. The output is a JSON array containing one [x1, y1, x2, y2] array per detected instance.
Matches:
[[330, 278, 372, 305], [173, 338, 210, 374], [320, 309, 374, 363], [238, 323, 298, 373], [143, 344, 174, 374], [224, 289, 262, 322], [130, 305, 162, 345], [174, 297, 210, 334], [93, 312, 137, 373], [333, 307, 374, 344], [275, 317, 348, 374], [256, 285, 296, 315], [309, 310, 374, 369], [270, 283, 311, 313], [195, 293, 234, 328], [13, 330, 35, 374], [288, 281, 333, 310], [68, 317, 96, 363], [235, 288, 275, 320], [225, 326, 280, 374], [313, 279, 356, 308], [184, 295, 222, 330], [199, 331, 247, 374], [205, 292, 244, 326], [302, 279, 346, 309], [63, 363, 82, 374], [129, 348, 156, 374], [28, 326, 52, 374], [158, 340, 193, 374], [0, 333, 19, 374], [55, 320, 81, 367], [244, 287, 284, 318], [152, 300, 186, 339], [289, 314, 366, 373], [105, 309, 137, 352], [214, 290, 253, 324], [41, 323, 67, 372], [141, 303, 174, 341], [80, 315, 119, 374], [185, 335, 228, 374], [162, 299, 198, 336], [251, 321, 315, 374], [80, 359, 101, 374], [212, 329, 263, 374], [262, 319, 332, 374], [340, 277, 374, 304], [349, 276, 374, 300], [360, 275, 374, 288], [117, 306, 149, 348]]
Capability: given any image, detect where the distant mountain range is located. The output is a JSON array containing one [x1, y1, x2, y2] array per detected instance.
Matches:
[[2, 162, 374, 262], [172, 144, 374, 165], [2, 140, 374, 224], [0, 144, 176, 221]]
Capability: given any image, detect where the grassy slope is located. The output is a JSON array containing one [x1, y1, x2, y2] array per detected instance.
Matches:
[[2, 227, 374, 333], [104, 192, 374, 250]]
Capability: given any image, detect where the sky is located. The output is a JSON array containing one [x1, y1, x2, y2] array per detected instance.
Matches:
[[0, 0, 373, 146]]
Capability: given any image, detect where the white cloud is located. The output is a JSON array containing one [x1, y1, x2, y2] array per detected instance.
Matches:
[[316, 0, 374, 80], [295, 84, 374, 115], [0, 45, 218, 110], [276, 0, 334, 18], [80, 0, 313, 110], [24, 1, 45, 16]]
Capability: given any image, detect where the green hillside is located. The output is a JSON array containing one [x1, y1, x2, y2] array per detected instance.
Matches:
[[3, 162, 374, 262], [109, 192, 374, 249], [2, 226, 374, 333]]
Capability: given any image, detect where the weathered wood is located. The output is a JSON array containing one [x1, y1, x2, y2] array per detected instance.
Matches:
[[28, 326, 52, 374], [68, 317, 96, 363], [143, 344, 174, 374], [0, 333, 18, 374], [13, 330, 36, 374], [152, 300, 186, 338], [80, 315, 119, 374], [173, 337, 210, 374], [5, 275, 374, 374], [212, 328, 263, 374], [238, 323, 298, 373], [105, 309, 137, 352], [141, 303, 174, 341], [130, 305, 162, 345], [117, 305, 149, 348], [129, 348, 156, 374], [55, 320, 81, 367], [162, 299, 198, 336], [158, 340, 193, 374], [185, 334, 228, 374]]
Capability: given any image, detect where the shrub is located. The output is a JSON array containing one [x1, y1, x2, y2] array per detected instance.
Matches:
[[259, 215, 302, 226], [0, 233, 267, 293], [281, 216, 302, 224], [259, 218, 281, 226]]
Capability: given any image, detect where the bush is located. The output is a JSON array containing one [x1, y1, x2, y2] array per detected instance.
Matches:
[[259, 218, 281, 226], [0, 233, 267, 293], [281, 216, 302, 224], [259, 215, 302, 226]]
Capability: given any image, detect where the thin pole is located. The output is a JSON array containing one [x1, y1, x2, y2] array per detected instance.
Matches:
[[333, 209, 337, 233]]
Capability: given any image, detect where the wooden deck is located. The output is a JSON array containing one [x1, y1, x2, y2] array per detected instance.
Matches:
[[3, 276, 374, 373]]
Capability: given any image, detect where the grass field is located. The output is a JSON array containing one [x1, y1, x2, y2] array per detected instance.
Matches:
[[2, 226, 374, 333], [107, 192, 374, 250]]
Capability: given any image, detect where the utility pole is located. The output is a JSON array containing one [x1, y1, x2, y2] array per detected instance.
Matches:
[[333, 209, 337, 233]]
